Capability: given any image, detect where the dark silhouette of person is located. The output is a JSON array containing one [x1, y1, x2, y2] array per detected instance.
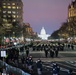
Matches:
[[71, 44, 74, 50], [26, 48, 29, 57], [44, 47, 48, 58], [55, 47, 59, 57], [51, 49, 54, 58]]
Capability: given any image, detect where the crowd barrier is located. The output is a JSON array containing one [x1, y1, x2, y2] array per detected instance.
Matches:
[[0, 60, 30, 75]]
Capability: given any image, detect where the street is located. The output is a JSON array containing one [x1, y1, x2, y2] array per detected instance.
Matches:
[[18, 50, 76, 75]]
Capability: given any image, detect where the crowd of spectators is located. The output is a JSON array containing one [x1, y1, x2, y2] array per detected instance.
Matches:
[[0, 42, 75, 75]]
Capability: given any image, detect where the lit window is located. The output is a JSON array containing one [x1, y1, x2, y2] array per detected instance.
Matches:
[[8, 11, 11, 13], [3, 6, 6, 8], [3, 3, 6, 5], [3, 15, 6, 17], [8, 15, 11, 17], [3, 19, 7, 22], [8, 6, 11, 9], [7, 3, 10, 5], [12, 15, 16, 18], [17, 6, 19, 9], [13, 19, 16, 22], [3, 11, 6, 13], [12, 6, 16, 9], [12, 3, 15, 5], [12, 11, 16, 14]]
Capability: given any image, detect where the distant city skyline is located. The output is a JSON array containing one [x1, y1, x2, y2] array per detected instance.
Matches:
[[22, 0, 72, 35]]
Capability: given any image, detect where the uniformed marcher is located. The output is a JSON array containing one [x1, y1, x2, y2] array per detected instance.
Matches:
[[55, 47, 59, 57], [44, 47, 48, 58]]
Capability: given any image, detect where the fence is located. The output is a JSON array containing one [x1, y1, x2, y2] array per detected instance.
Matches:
[[0, 60, 30, 75]]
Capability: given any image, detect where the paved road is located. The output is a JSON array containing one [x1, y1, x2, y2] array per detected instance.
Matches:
[[20, 51, 76, 62], [6, 50, 76, 75], [19, 50, 76, 75]]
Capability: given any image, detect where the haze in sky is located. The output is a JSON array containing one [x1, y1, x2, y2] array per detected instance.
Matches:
[[22, 0, 72, 35]]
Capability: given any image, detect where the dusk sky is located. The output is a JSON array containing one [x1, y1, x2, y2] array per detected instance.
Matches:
[[22, 0, 72, 35]]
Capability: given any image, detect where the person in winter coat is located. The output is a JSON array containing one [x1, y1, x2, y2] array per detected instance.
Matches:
[[28, 56, 33, 73], [36, 59, 42, 75], [26, 48, 29, 57]]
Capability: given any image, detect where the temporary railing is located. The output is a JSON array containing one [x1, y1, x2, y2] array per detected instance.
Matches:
[[0, 60, 30, 75]]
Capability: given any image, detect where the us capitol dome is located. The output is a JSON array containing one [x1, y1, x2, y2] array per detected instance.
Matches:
[[38, 27, 50, 40]]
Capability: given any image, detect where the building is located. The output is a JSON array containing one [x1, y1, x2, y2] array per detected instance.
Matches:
[[0, 0, 23, 29], [68, 0, 76, 22], [23, 23, 34, 38]]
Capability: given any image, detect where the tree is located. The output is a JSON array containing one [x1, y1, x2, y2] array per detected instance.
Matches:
[[51, 30, 60, 39]]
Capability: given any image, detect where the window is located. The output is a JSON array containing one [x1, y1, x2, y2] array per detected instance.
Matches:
[[12, 11, 16, 14], [12, 6, 16, 9], [3, 3, 6, 5], [8, 11, 11, 14], [3, 19, 7, 22], [12, 15, 16, 18], [12, 3, 15, 5], [3, 6, 6, 8], [8, 15, 11, 17], [17, 6, 19, 9], [8, 6, 11, 9], [13, 19, 16, 22], [3, 11, 6, 13], [3, 15, 6, 17], [7, 3, 10, 5]]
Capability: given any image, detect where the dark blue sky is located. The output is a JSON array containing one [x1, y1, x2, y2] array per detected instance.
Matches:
[[22, 0, 72, 35]]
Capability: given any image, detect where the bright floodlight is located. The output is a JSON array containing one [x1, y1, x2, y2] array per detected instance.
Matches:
[[38, 27, 50, 40]]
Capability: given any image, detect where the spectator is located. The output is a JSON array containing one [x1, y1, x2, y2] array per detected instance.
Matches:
[[25, 57, 29, 69], [26, 48, 29, 57], [68, 69, 73, 75], [52, 63, 60, 75], [36, 59, 42, 75], [28, 56, 33, 73]]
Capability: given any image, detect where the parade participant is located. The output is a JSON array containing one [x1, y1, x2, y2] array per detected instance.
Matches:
[[51, 49, 54, 58], [44, 47, 48, 58], [55, 47, 59, 57], [71, 44, 74, 50], [36, 59, 42, 75], [50, 49, 53, 57]]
